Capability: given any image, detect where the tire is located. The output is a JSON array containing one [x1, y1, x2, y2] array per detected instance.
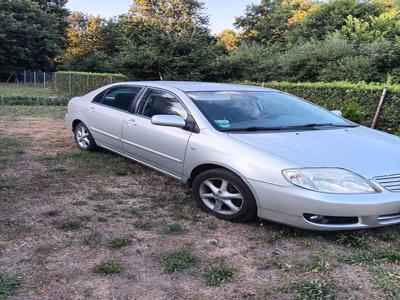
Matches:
[[74, 122, 97, 151], [192, 168, 257, 222]]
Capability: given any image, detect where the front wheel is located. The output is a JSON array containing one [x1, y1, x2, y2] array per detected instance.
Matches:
[[74, 122, 97, 151], [192, 169, 257, 222]]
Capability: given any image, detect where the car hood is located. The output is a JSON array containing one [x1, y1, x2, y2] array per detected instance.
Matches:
[[228, 126, 400, 179]]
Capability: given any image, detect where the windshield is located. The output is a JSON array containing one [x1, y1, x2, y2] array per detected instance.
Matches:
[[187, 91, 353, 131]]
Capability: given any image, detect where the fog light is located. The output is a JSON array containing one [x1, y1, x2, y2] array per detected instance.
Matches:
[[303, 214, 358, 225]]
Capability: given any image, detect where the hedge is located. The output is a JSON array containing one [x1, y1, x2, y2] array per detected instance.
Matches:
[[55, 71, 127, 96], [240, 81, 400, 134], [0, 96, 69, 106]]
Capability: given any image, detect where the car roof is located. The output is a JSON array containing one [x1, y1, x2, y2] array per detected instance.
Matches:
[[118, 81, 275, 92]]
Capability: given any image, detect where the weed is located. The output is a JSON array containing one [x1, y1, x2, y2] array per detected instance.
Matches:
[[373, 268, 400, 297], [0, 176, 12, 189], [83, 232, 102, 247], [57, 219, 83, 231], [206, 221, 218, 230], [162, 249, 197, 273], [0, 275, 22, 299], [150, 194, 168, 207], [338, 251, 376, 266], [135, 220, 155, 231], [164, 223, 184, 235], [309, 256, 332, 273], [334, 233, 370, 249], [203, 265, 235, 286], [377, 249, 400, 264], [294, 280, 336, 300], [108, 237, 132, 249], [94, 260, 123, 276]]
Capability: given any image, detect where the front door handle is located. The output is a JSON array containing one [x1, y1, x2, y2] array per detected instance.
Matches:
[[88, 107, 95, 113], [127, 119, 137, 126]]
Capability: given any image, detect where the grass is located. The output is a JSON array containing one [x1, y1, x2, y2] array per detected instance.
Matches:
[[0, 176, 12, 189], [0, 83, 60, 98], [162, 249, 197, 273], [293, 281, 336, 300], [134, 220, 155, 231], [0, 275, 22, 299], [334, 232, 370, 249], [83, 232, 102, 247], [108, 237, 132, 249], [163, 223, 184, 234], [0, 136, 26, 167], [0, 106, 67, 119], [93, 260, 123, 276], [372, 268, 400, 297], [72, 200, 88, 206], [308, 256, 332, 273], [56, 219, 84, 231], [203, 264, 235, 286]]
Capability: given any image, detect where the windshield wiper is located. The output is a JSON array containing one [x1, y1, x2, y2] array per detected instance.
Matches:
[[220, 123, 358, 132]]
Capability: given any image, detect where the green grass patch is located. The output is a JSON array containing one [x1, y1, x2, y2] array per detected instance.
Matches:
[[334, 233, 370, 249], [203, 264, 235, 286], [0, 106, 67, 119], [93, 260, 123, 276], [135, 220, 155, 231], [163, 223, 184, 235], [107, 237, 132, 249], [56, 219, 84, 231], [0, 275, 22, 299], [372, 268, 400, 297], [293, 280, 336, 300], [0, 83, 60, 98], [162, 249, 197, 273], [0, 176, 12, 189]]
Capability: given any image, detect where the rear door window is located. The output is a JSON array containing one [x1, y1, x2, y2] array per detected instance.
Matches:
[[98, 86, 142, 111]]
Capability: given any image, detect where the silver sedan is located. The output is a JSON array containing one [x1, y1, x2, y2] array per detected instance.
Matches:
[[65, 81, 400, 230]]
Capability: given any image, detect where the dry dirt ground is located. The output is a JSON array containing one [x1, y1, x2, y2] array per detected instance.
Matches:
[[0, 106, 399, 300]]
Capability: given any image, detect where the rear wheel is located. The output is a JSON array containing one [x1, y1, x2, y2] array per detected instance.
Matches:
[[192, 168, 257, 222], [74, 122, 97, 151]]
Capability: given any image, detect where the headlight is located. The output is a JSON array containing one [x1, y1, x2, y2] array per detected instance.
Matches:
[[282, 168, 378, 194]]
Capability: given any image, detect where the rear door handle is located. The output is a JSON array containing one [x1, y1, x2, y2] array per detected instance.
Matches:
[[88, 107, 95, 113], [127, 119, 137, 126]]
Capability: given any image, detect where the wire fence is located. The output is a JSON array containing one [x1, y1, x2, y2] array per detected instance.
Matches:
[[3, 71, 127, 95]]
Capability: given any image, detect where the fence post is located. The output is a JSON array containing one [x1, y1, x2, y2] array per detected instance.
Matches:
[[87, 74, 90, 93], [54, 72, 57, 90], [24, 71, 27, 84], [43, 72, 46, 87], [110, 75, 113, 84], [69, 73, 72, 94], [34, 71, 37, 85]]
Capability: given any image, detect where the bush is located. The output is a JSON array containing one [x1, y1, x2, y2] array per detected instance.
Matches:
[[55, 71, 127, 96], [243, 81, 400, 133], [0, 96, 69, 106]]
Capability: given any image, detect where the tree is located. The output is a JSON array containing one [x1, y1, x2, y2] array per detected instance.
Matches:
[[289, 0, 385, 43], [235, 0, 318, 46], [0, 0, 67, 73], [217, 29, 240, 52], [114, 0, 217, 80]]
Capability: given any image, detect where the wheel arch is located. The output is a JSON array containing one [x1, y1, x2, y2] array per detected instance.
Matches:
[[72, 119, 83, 132], [187, 163, 245, 188]]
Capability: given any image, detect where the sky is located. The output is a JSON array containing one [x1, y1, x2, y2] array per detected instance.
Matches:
[[66, 0, 257, 34]]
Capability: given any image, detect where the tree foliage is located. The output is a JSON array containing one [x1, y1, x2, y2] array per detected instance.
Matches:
[[0, 0, 68, 73]]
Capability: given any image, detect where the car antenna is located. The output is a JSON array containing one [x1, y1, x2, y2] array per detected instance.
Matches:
[[159, 72, 163, 81]]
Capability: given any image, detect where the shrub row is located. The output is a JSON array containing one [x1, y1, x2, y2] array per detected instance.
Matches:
[[241, 81, 400, 133], [0, 96, 69, 106], [55, 71, 127, 96]]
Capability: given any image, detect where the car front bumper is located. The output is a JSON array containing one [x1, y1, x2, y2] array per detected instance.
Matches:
[[248, 179, 400, 231]]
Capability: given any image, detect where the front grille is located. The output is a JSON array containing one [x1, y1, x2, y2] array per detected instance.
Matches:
[[374, 173, 400, 192]]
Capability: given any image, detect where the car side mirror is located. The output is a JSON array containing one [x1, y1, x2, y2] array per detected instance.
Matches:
[[331, 110, 343, 117], [151, 115, 186, 128]]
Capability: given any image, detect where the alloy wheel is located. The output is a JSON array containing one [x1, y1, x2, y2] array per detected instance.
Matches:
[[199, 178, 243, 215]]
